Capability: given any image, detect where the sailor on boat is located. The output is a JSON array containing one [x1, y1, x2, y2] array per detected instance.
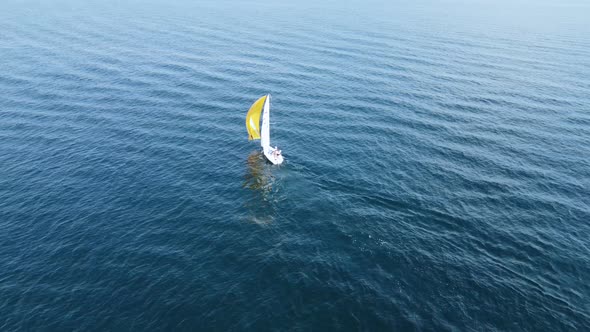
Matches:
[[273, 147, 281, 159]]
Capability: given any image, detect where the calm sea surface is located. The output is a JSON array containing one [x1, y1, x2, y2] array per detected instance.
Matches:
[[1, 0, 589, 330]]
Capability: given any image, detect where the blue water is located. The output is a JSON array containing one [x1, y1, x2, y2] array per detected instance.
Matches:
[[1, 0, 589, 330]]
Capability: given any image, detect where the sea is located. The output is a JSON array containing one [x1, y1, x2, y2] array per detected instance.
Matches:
[[1, 0, 589, 330]]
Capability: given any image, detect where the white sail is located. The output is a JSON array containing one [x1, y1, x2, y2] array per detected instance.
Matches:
[[261, 94, 270, 149]]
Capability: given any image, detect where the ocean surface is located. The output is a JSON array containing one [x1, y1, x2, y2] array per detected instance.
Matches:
[[1, 0, 589, 330]]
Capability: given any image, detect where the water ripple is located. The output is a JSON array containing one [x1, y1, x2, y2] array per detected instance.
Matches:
[[1, 0, 589, 330]]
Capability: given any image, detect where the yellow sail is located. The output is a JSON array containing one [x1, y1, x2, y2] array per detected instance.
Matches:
[[246, 95, 266, 140]]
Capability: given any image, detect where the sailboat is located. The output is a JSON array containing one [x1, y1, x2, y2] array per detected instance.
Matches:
[[245, 94, 284, 165]]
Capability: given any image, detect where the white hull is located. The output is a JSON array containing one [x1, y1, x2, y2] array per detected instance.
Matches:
[[264, 146, 283, 165]]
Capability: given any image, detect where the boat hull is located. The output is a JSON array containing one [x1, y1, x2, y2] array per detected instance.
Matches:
[[264, 147, 283, 165]]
